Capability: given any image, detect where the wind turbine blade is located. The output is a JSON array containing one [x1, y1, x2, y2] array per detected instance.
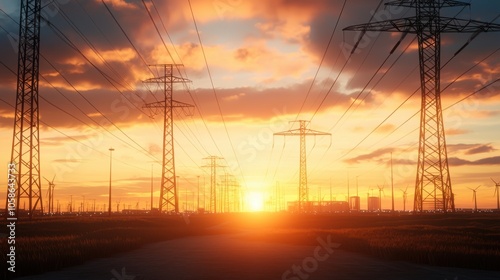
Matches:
[[52, 174, 56, 183]]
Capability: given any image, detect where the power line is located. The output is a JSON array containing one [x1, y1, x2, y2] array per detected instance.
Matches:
[[187, 0, 247, 187], [294, 0, 348, 121]]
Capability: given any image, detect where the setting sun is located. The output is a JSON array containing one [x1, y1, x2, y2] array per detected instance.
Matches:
[[246, 192, 264, 212]]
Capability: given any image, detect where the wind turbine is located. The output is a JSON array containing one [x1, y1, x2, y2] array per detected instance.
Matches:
[[43, 175, 56, 214], [468, 185, 481, 213], [377, 185, 385, 212], [491, 178, 500, 211], [116, 199, 121, 213], [400, 186, 409, 212]]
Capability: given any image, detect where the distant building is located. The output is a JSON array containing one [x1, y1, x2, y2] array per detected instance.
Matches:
[[367, 197, 380, 212], [349, 196, 360, 211], [287, 201, 349, 213], [121, 209, 158, 215]]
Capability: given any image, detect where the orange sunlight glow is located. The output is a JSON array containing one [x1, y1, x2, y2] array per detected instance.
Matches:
[[245, 191, 264, 212]]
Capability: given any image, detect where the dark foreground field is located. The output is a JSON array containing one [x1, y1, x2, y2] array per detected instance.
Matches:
[[1, 212, 500, 278]]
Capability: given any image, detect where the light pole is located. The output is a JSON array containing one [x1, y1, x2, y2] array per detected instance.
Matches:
[[108, 147, 115, 216], [151, 164, 153, 211], [197, 176, 200, 212]]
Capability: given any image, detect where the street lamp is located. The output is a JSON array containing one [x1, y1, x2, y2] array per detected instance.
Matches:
[[150, 164, 154, 212], [108, 147, 115, 216], [197, 176, 200, 212]]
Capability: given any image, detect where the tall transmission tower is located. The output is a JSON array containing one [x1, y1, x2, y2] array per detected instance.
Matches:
[[344, 0, 500, 212], [143, 64, 193, 213], [274, 121, 331, 212], [6, 0, 43, 218], [202, 156, 225, 213]]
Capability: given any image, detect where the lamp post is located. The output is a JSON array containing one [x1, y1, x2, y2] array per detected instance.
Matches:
[[108, 147, 115, 216], [197, 176, 200, 212], [151, 164, 153, 211]]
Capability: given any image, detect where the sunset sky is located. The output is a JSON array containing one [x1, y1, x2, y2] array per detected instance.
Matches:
[[0, 0, 499, 211]]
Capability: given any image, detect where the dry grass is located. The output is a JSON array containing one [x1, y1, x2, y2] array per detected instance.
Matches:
[[240, 213, 500, 271], [1, 212, 500, 277], [0, 215, 219, 277]]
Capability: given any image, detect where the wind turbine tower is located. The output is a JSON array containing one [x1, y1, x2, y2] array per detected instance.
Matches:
[[44, 176, 55, 214], [491, 178, 500, 211], [400, 186, 409, 212], [468, 185, 481, 213], [378, 185, 385, 212]]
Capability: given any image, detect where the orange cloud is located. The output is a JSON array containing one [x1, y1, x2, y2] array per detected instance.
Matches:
[[150, 41, 312, 82]]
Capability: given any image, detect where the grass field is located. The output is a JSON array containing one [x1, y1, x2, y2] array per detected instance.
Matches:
[[1, 212, 500, 278]]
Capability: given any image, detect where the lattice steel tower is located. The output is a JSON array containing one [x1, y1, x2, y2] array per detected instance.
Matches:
[[202, 156, 225, 213], [7, 0, 43, 218], [345, 0, 500, 212], [143, 64, 192, 213], [274, 121, 330, 212]]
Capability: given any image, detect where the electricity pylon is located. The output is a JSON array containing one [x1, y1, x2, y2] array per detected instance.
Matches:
[[202, 156, 225, 213], [221, 173, 238, 212], [6, 0, 43, 219], [143, 64, 193, 213], [274, 120, 331, 212], [344, 0, 500, 212]]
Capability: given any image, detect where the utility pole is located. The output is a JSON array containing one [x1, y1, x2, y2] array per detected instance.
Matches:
[[329, 177, 332, 202], [197, 176, 200, 212], [347, 175, 350, 210], [203, 156, 225, 213], [391, 152, 394, 213], [274, 120, 331, 212], [151, 164, 154, 211], [143, 64, 193, 213], [6, 0, 43, 219], [345, 0, 500, 212], [108, 147, 114, 216]]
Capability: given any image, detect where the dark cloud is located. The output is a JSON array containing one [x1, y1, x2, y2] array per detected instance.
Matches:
[[1, 0, 499, 129], [448, 143, 497, 155], [448, 156, 500, 166], [448, 143, 481, 153], [304, 1, 500, 103], [344, 147, 394, 164], [465, 144, 496, 155]]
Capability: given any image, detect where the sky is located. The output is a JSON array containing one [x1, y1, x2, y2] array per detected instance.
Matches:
[[0, 0, 499, 212]]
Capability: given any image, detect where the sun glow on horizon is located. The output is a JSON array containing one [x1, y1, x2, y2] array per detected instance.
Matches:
[[245, 191, 264, 212]]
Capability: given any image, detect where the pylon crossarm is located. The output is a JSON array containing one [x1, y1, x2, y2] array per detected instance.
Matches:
[[172, 100, 195, 117], [172, 100, 195, 108], [385, 0, 469, 8], [274, 129, 331, 136], [343, 17, 500, 33], [142, 76, 191, 84]]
